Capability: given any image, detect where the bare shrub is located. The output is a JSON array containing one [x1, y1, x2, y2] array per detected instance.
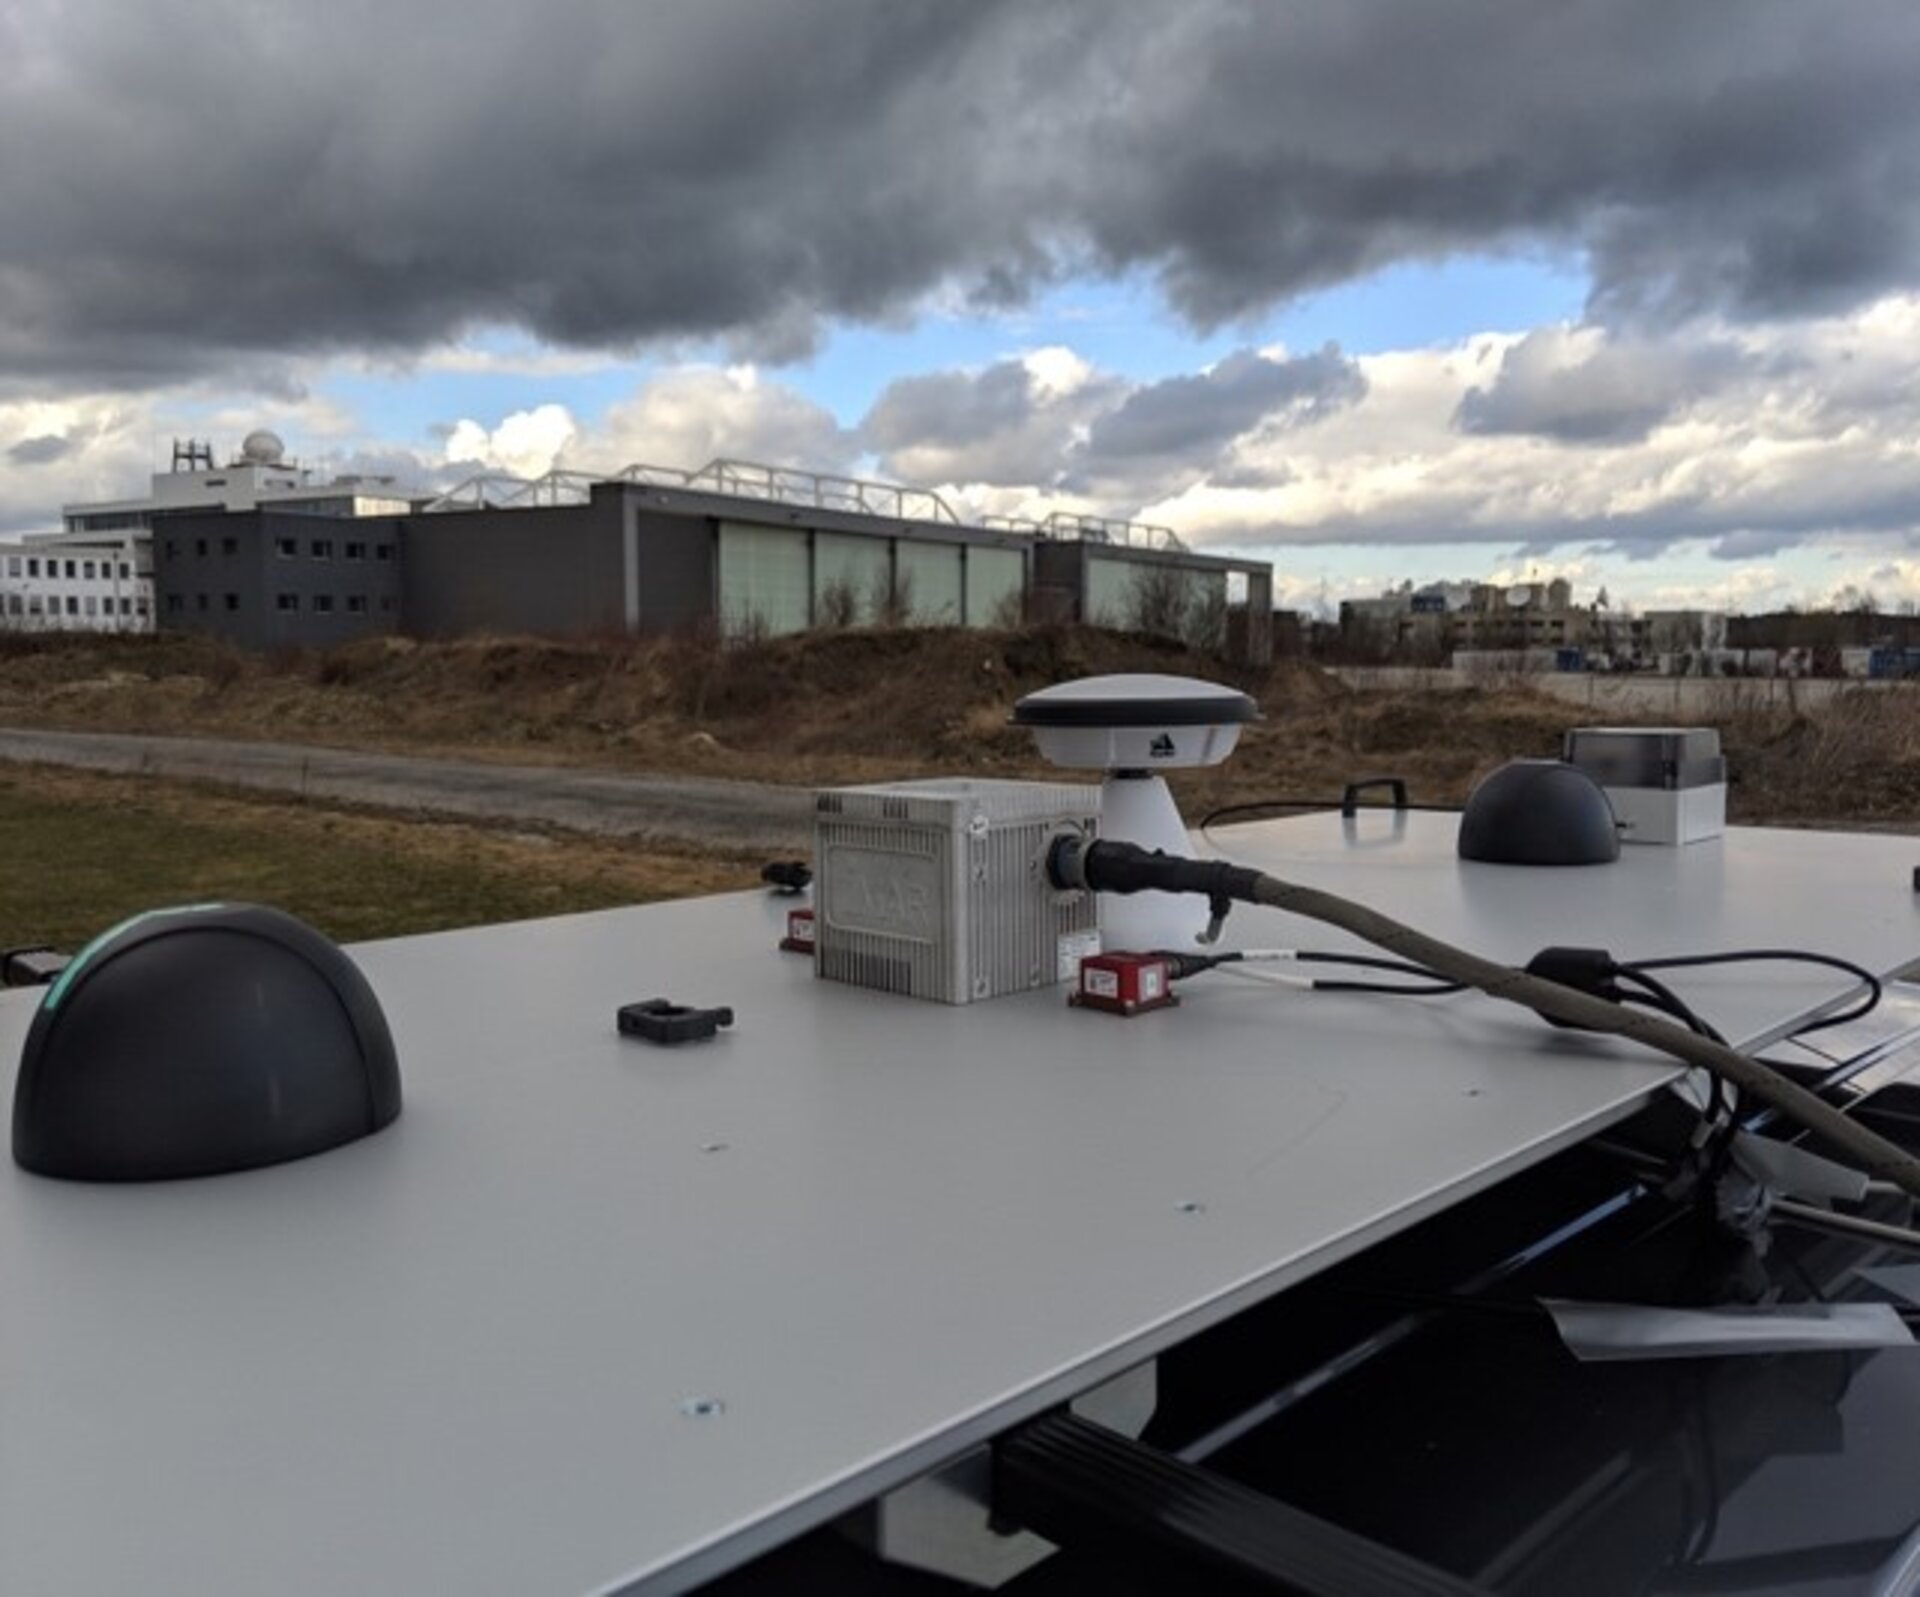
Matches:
[[989, 585, 1028, 630], [1125, 564, 1193, 641], [869, 566, 916, 629], [667, 611, 781, 722], [816, 578, 859, 629], [1183, 580, 1230, 654]]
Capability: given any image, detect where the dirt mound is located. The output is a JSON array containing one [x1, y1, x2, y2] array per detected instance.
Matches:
[[11, 627, 1920, 828]]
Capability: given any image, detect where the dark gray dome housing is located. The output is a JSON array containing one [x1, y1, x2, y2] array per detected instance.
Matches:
[[1458, 760, 1621, 866], [13, 903, 400, 1181]]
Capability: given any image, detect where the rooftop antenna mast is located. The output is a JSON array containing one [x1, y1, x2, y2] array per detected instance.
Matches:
[[170, 438, 214, 473]]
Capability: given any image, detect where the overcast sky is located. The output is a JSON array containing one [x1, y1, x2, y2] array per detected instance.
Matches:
[[5, 0, 1920, 612]]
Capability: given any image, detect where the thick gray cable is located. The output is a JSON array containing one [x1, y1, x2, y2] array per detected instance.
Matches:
[[1246, 871, 1920, 1200]]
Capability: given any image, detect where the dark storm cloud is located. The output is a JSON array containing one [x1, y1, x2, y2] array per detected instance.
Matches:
[[1709, 529, 1802, 561], [5, 0, 1920, 388], [861, 356, 1124, 485], [7, 434, 73, 465], [1455, 329, 1755, 443], [1195, 479, 1920, 556], [859, 346, 1358, 489], [864, 363, 1048, 453], [1076, 347, 1364, 472]]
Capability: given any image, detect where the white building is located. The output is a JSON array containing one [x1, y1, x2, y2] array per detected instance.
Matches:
[[0, 529, 151, 632], [62, 431, 416, 537]]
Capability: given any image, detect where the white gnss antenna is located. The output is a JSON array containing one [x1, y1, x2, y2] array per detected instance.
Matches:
[[1012, 674, 1260, 951]]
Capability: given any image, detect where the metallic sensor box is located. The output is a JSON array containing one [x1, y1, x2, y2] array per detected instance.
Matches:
[[1563, 726, 1726, 846], [814, 778, 1100, 1004]]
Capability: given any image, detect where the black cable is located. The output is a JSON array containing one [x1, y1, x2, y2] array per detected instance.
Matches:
[[1159, 917, 1868, 1139], [1615, 968, 1728, 1045], [1613, 975, 1732, 1133], [1200, 795, 1461, 832], [1619, 949, 1882, 1038], [1048, 835, 1920, 1197], [1160, 947, 1465, 996], [1309, 977, 1470, 997]]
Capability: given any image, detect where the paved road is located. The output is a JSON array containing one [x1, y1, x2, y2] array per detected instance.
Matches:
[[0, 726, 815, 854]]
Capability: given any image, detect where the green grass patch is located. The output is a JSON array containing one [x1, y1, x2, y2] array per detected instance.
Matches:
[[0, 767, 735, 950]]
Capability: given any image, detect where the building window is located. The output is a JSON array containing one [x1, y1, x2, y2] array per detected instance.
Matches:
[[205, 477, 226, 488], [120, 597, 132, 615], [84, 596, 97, 617], [167, 595, 183, 613], [136, 599, 150, 616], [194, 540, 208, 558], [275, 538, 297, 558], [26, 559, 38, 577], [164, 542, 177, 560], [65, 596, 79, 615], [224, 593, 239, 612], [118, 562, 131, 579], [346, 541, 366, 561], [83, 560, 96, 579], [313, 594, 334, 614], [27, 597, 41, 615], [5, 595, 19, 616], [311, 539, 333, 560], [346, 594, 367, 614], [5, 557, 17, 577], [275, 593, 298, 612], [64, 560, 76, 578], [221, 538, 237, 557], [376, 544, 393, 561]]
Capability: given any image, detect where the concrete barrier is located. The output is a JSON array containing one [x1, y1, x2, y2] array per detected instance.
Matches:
[[1330, 668, 1895, 715]]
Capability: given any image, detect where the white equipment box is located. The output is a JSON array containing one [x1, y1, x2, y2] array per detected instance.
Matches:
[[1563, 725, 1727, 846]]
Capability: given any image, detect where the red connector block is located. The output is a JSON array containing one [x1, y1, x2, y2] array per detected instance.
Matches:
[[1070, 951, 1178, 1017], [779, 907, 816, 955]]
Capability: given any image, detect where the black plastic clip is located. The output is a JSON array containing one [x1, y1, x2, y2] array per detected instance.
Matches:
[[617, 999, 736, 1046], [761, 860, 813, 894]]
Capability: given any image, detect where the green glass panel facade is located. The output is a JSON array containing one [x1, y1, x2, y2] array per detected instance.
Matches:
[[1086, 554, 1228, 646], [813, 532, 891, 624], [718, 521, 811, 635], [895, 541, 963, 624], [963, 547, 1024, 626], [1085, 554, 1139, 629]]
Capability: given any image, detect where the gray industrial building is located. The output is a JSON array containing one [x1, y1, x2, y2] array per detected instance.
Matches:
[[154, 511, 406, 650], [153, 463, 1274, 662]]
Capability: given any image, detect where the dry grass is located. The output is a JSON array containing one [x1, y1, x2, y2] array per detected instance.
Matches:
[[4, 628, 1920, 830]]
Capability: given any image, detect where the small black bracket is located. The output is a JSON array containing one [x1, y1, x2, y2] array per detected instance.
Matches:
[[617, 999, 736, 1045], [1340, 777, 1409, 818]]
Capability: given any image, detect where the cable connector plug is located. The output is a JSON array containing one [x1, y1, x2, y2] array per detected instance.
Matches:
[[1524, 946, 1623, 1029], [1153, 949, 1240, 981]]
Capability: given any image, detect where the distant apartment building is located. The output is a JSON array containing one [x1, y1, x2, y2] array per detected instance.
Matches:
[[1339, 577, 1724, 669]]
